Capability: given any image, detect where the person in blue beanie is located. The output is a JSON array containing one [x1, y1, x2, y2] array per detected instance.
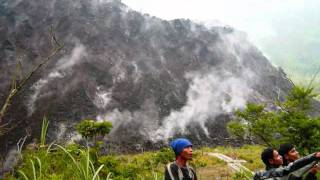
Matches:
[[164, 138, 197, 180]]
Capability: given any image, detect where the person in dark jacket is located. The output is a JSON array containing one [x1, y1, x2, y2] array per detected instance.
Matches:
[[253, 147, 320, 180], [278, 143, 319, 180], [164, 138, 197, 180]]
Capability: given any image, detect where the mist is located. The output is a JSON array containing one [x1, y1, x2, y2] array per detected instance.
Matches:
[[123, 0, 320, 81]]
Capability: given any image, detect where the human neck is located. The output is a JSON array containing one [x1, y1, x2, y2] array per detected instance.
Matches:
[[176, 156, 187, 167]]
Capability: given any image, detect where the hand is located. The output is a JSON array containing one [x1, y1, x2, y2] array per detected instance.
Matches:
[[310, 164, 320, 174], [314, 152, 320, 158]]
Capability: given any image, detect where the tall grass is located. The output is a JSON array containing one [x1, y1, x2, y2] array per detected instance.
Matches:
[[9, 144, 263, 179], [17, 144, 111, 180], [54, 144, 107, 180], [40, 116, 49, 147], [18, 157, 42, 180]]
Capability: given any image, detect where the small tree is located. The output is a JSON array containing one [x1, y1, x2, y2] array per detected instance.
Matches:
[[76, 120, 112, 145], [228, 86, 320, 154]]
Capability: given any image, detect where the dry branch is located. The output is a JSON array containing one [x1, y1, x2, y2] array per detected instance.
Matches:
[[0, 26, 64, 136]]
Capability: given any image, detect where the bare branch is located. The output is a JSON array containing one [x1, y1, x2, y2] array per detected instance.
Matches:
[[16, 43, 63, 91], [307, 65, 320, 90], [0, 26, 64, 136]]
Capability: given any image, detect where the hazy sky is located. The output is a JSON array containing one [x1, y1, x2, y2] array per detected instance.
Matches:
[[122, 0, 320, 80]]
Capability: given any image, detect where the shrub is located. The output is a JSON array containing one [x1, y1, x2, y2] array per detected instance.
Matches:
[[76, 120, 112, 145], [228, 86, 320, 153]]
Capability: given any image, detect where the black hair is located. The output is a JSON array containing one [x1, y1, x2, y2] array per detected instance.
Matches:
[[278, 143, 294, 166], [261, 147, 274, 167]]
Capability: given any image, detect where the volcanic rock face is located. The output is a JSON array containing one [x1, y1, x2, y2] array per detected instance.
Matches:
[[0, 0, 292, 151]]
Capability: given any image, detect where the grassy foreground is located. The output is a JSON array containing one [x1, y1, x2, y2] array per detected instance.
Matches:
[[3, 144, 264, 180]]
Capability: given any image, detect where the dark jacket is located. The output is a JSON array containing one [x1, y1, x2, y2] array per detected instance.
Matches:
[[164, 161, 197, 180], [253, 153, 318, 180], [283, 162, 317, 180]]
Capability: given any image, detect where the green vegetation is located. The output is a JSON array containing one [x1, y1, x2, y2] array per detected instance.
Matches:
[[211, 145, 264, 171], [3, 116, 263, 179], [53, 144, 106, 180], [5, 84, 320, 179], [76, 120, 112, 145], [4, 144, 263, 179], [6, 144, 107, 180], [228, 86, 320, 154], [40, 117, 49, 147]]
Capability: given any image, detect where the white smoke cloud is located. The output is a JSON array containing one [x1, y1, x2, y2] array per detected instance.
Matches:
[[27, 44, 87, 116], [90, 20, 260, 142], [48, 71, 64, 78], [101, 109, 133, 132], [96, 98, 160, 138], [55, 44, 87, 70], [151, 68, 254, 140], [55, 122, 67, 140], [93, 86, 112, 109], [3, 149, 20, 171], [28, 78, 49, 115]]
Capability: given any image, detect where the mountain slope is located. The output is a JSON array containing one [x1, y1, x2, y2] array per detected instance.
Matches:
[[0, 0, 293, 152]]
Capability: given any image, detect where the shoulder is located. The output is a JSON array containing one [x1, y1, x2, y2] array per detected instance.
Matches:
[[254, 168, 283, 179], [253, 170, 265, 180], [189, 166, 196, 174], [190, 166, 197, 179], [165, 162, 180, 180], [166, 162, 179, 171]]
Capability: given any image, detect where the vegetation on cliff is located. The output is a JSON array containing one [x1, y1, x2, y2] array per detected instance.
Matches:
[[228, 85, 320, 154]]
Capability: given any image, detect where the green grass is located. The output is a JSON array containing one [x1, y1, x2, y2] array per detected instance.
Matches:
[[53, 144, 106, 180], [40, 116, 49, 147], [4, 144, 264, 179], [209, 145, 265, 171]]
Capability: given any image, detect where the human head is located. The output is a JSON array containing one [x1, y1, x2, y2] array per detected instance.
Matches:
[[278, 143, 299, 166], [170, 138, 193, 159], [261, 147, 283, 168]]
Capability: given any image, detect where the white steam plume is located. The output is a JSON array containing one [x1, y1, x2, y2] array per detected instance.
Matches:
[[93, 86, 112, 109], [55, 44, 87, 70], [28, 78, 49, 115], [151, 68, 254, 141], [27, 44, 87, 116]]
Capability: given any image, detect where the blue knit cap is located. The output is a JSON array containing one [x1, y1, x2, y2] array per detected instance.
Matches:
[[170, 138, 192, 156]]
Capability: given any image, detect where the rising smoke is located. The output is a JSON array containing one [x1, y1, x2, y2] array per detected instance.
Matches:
[[152, 68, 254, 140], [27, 44, 87, 116]]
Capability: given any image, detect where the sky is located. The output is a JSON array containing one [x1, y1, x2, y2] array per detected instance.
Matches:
[[122, 0, 320, 82]]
